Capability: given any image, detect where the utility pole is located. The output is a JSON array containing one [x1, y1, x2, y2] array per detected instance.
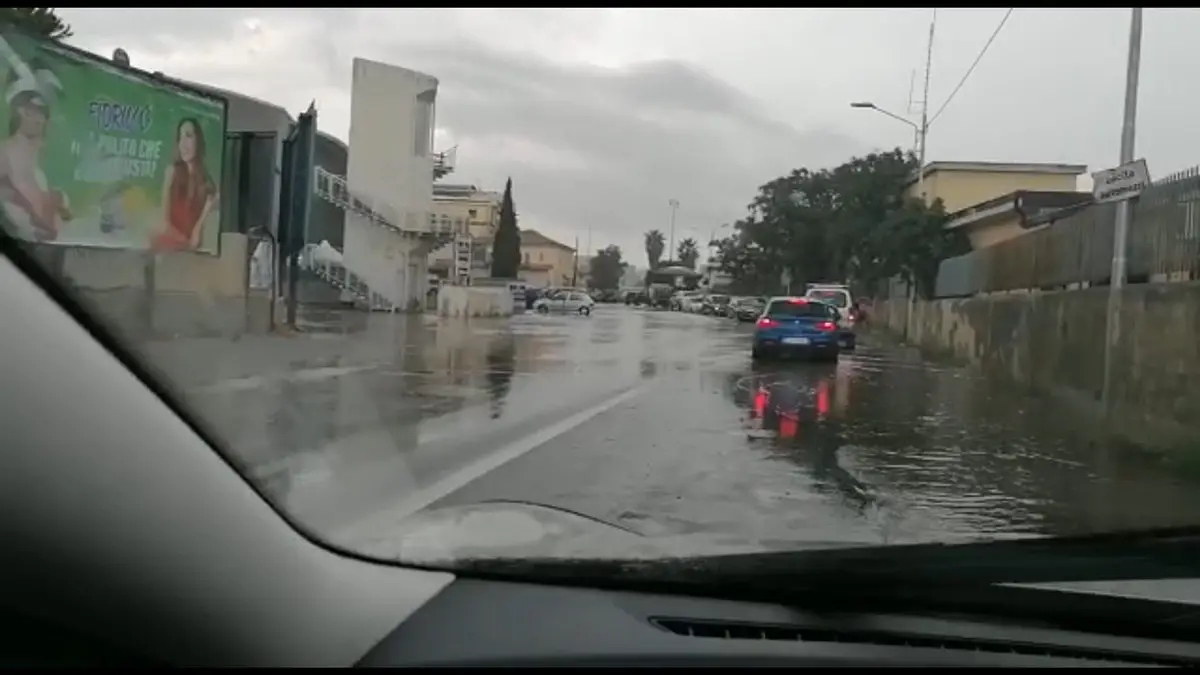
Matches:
[[916, 10, 936, 201], [667, 198, 679, 263], [1101, 7, 1144, 413], [572, 236, 579, 287]]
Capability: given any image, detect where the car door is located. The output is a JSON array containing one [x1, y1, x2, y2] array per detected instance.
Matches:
[[564, 293, 584, 312]]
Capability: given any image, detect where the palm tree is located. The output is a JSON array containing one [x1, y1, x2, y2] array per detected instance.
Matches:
[[1, 8, 73, 40], [676, 237, 699, 269], [644, 229, 665, 270]]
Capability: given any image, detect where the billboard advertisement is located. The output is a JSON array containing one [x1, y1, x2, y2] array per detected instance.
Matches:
[[0, 28, 227, 254]]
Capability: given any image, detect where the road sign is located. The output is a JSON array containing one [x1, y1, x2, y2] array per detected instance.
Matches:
[[1092, 159, 1151, 204]]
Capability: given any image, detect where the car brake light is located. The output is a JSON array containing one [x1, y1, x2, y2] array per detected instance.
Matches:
[[787, 298, 808, 304], [816, 320, 837, 332], [757, 317, 777, 329]]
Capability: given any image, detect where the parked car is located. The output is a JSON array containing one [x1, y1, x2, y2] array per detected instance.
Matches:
[[679, 292, 706, 313], [701, 294, 732, 316], [751, 297, 841, 362], [533, 291, 595, 316], [732, 296, 766, 322]]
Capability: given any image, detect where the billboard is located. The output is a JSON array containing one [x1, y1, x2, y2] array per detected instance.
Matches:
[[0, 28, 227, 254]]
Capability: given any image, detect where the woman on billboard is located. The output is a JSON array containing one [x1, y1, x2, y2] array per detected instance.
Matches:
[[152, 117, 217, 251], [0, 54, 70, 243]]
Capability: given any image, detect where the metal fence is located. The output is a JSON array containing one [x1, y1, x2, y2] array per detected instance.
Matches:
[[933, 166, 1200, 297]]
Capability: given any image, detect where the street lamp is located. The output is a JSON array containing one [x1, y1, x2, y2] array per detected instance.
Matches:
[[850, 101, 926, 197], [667, 198, 680, 263]]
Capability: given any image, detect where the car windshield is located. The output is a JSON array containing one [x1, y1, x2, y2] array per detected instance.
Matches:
[[766, 299, 836, 318], [10, 10, 1200, 599], [806, 289, 849, 308]]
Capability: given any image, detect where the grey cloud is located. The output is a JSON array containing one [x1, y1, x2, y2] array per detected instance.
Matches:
[[331, 39, 864, 255]]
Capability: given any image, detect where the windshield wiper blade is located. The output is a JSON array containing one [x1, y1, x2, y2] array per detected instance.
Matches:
[[444, 526, 1200, 590]]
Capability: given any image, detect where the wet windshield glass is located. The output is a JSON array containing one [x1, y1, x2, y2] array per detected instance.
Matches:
[[8, 10, 1200, 583], [806, 290, 849, 308], [766, 300, 835, 318]]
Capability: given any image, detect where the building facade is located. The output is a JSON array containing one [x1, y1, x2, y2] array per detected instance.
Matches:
[[905, 161, 1088, 250]]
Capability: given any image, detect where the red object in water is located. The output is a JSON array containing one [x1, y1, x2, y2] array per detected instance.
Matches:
[[816, 320, 837, 332], [757, 317, 777, 329], [778, 413, 798, 440]]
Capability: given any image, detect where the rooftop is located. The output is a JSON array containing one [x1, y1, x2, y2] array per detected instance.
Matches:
[[907, 161, 1089, 187], [521, 229, 575, 252]]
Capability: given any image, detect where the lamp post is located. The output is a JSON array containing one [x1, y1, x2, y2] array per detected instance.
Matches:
[[667, 198, 680, 262]]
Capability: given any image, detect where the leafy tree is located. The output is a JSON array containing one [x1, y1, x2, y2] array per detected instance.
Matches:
[[490, 177, 521, 278], [676, 237, 699, 269], [643, 229, 665, 270], [1, 8, 72, 40], [714, 148, 963, 299], [588, 245, 627, 291]]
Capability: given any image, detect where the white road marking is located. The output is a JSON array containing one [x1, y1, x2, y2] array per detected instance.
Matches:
[[334, 385, 646, 544]]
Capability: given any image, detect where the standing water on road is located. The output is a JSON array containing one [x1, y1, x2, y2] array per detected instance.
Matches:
[[143, 306, 1200, 551]]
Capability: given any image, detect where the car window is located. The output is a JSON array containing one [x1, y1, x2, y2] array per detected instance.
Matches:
[[766, 299, 837, 318], [806, 289, 850, 308]]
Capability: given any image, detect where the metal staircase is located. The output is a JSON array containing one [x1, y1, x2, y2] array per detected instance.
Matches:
[[298, 244, 396, 311], [308, 165, 457, 311]]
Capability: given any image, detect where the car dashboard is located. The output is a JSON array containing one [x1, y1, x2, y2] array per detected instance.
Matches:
[[358, 577, 1199, 667]]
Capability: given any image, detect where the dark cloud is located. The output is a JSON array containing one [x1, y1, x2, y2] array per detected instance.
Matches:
[[335, 40, 864, 254]]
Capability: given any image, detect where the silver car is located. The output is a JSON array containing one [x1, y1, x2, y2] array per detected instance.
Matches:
[[533, 291, 595, 316]]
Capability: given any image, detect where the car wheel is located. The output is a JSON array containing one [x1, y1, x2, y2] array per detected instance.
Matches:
[[579, 306, 591, 316], [537, 305, 550, 314]]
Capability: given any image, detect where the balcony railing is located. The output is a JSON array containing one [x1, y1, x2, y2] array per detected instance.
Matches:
[[433, 145, 457, 180]]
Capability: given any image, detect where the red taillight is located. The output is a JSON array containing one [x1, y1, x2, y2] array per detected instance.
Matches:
[[757, 317, 777, 329], [787, 298, 808, 304], [816, 320, 837, 332]]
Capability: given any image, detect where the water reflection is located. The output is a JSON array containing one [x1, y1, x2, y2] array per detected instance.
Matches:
[[725, 345, 1200, 540], [736, 364, 875, 514], [484, 333, 517, 419]]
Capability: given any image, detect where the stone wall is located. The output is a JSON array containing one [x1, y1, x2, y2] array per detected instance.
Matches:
[[870, 284, 1200, 450], [36, 233, 276, 341]]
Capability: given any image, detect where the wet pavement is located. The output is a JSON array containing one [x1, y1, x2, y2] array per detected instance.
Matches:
[[144, 304, 1200, 553]]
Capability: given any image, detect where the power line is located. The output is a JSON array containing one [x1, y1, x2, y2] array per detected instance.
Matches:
[[928, 8, 1014, 126]]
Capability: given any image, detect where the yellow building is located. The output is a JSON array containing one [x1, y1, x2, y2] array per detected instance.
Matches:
[[516, 229, 577, 288], [428, 184, 502, 281], [906, 161, 1089, 250], [429, 183, 502, 239]]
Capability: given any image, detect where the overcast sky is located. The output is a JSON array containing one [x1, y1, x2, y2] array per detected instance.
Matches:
[[61, 8, 1200, 267]]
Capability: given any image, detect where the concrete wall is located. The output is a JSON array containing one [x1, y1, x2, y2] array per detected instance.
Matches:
[[346, 58, 436, 233], [871, 284, 1200, 449], [437, 286, 514, 319], [48, 233, 273, 340]]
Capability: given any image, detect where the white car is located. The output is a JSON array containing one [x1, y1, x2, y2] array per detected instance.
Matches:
[[533, 290, 595, 316]]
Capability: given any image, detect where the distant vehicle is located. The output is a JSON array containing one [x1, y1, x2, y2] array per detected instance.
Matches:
[[751, 297, 841, 362], [533, 290, 595, 316], [700, 294, 732, 317], [804, 284, 859, 351], [731, 296, 766, 322]]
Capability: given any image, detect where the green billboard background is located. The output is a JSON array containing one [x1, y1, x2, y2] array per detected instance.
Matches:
[[0, 30, 226, 254]]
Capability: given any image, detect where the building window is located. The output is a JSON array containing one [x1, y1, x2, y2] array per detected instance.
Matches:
[[538, 252, 544, 262], [523, 252, 530, 264], [414, 93, 434, 158]]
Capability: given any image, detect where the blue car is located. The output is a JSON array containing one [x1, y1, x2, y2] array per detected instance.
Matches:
[[751, 297, 841, 362]]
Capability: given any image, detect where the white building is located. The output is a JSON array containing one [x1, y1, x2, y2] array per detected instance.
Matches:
[[340, 58, 447, 311]]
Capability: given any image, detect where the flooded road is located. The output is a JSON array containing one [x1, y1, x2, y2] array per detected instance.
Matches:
[[146, 304, 1200, 552]]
